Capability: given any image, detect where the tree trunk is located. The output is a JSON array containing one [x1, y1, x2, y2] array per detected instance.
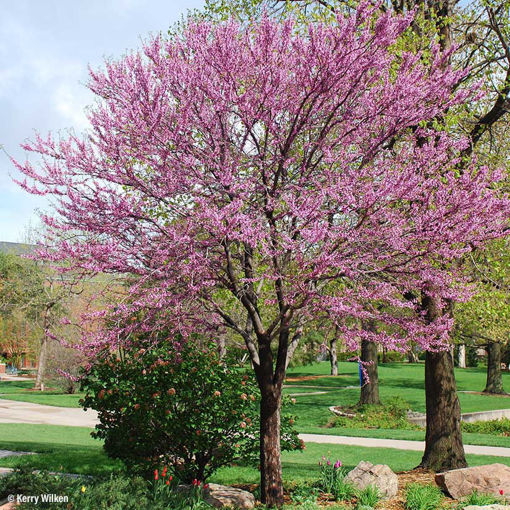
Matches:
[[458, 344, 466, 368], [419, 292, 467, 471], [484, 341, 505, 394], [259, 384, 283, 507], [34, 333, 47, 391], [408, 347, 419, 363], [382, 346, 388, 364], [420, 350, 467, 470], [330, 328, 338, 376], [359, 339, 381, 405], [34, 306, 50, 391]]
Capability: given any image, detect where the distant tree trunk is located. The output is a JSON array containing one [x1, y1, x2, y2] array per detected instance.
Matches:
[[330, 327, 338, 376], [382, 346, 388, 364], [419, 293, 467, 471], [34, 306, 51, 391], [484, 341, 505, 394], [458, 344, 466, 368], [217, 333, 227, 359], [34, 335, 47, 391], [359, 321, 380, 405], [408, 347, 419, 363]]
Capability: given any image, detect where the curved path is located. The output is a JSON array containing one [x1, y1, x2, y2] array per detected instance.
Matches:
[[1, 399, 510, 458], [0, 399, 98, 428]]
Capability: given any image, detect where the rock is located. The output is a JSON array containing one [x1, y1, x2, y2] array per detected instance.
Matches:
[[463, 506, 510, 510], [435, 463, 510, 500], [345, 460, 398, 498], [204, 483, 255, 509]]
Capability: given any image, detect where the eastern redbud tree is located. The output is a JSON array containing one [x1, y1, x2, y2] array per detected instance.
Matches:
[[14, 5, 509, 506]]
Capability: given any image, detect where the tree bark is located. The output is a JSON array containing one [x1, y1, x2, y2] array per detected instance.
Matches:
[[330, 328, 338, 376], [458, 344, 466, 368], [419, 293, 467, 471], [259, 385, 283, 508], [255, 335, 284, 508], [484, 341, 505, 394], [359, 339, 381, 405]]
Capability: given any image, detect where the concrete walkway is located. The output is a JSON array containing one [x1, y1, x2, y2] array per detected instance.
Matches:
[[299, 433, 510, 458], [0, 399, 98, 428], [1, 399, 510, 458]]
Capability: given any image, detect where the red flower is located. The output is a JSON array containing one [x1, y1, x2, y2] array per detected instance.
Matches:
[[500, 489, 504, 495], [162, 466, 167, 477], [204, 484, 209, 490], [154, 469, 159, 480], [166, 480, 170, 486], [169, 475, 173, 481]]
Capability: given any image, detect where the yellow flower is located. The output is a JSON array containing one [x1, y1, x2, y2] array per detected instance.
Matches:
[[81, 486, 86, 493]]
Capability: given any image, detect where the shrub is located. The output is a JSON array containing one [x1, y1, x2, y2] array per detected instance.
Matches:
[[330, 396, 419, 430], [0, 468, 215, 510], [462, 417, 510, 436], [404, 483, 443, 510], [80, 340, 302, 482]]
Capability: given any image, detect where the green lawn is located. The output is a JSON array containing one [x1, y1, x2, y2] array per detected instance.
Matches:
[[0, 423, 508, 485], [285, 361, 510, 443], [0, 380, 84, 407]]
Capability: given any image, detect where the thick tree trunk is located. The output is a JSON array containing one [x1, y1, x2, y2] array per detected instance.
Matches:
[[458, 344, 466, 368], [330, 328, 338, 376], [359, 339, 380, 405], [259, 386, 283, 507], [420, 292, 467, 471], [484, 341, 505, 394], [420, 350, 467, 470]]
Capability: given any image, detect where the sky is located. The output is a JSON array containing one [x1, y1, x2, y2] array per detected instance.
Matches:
[[0, 0, 205, 243]]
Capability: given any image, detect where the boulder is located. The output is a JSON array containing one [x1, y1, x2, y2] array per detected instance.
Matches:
[[345, 460, 398, 498], [435, 463, 510, 500], [204, 483, 255, 509], [463, 506, 510, 510]]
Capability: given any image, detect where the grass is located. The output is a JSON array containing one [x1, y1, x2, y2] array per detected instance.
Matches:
[[0, 380, 84, 407], [285, 361, 510, 440], [0, 423, 509, 485]]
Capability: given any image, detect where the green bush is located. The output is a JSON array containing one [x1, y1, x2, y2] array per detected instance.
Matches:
[[0, 469, 215, 510], [378, 351, 405, 363], [330, 396, 419, 430], [404, 483, 443, 510], [80, 340, 302, 482], [462, 417, 510, 436]]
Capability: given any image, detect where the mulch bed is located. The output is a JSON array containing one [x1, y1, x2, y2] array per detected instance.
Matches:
[[236, 468, 458, 508]]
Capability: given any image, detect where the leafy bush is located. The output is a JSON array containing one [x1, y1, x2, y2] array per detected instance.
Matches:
[[404, 483, 443, 510], [356, 485, 380, 508], [462, 417, 510, 436], [458, 489, 503, 508], [81, 340, 302, 482], [378, 351, 405, 363], [290, 482, 319, 505], [0, 468, 216, 510], [330, 396, 419, 430]]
